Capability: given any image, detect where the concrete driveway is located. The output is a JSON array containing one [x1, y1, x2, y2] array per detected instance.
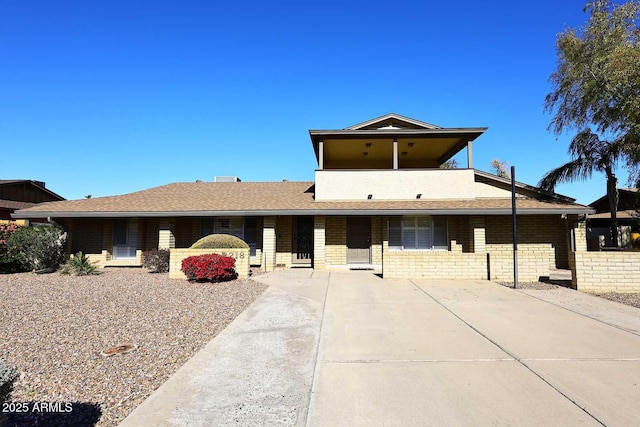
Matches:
[[121, 270, 640, 427]]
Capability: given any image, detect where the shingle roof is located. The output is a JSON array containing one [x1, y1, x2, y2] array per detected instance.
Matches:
[[0, 199, 36, 210], [13, 180, 593, 218], [589, 210, 637, 220]]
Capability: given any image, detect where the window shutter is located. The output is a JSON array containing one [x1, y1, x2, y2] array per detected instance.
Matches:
[[403, 217, 417, 249], [433, 217, 448, 249], [388, 217, 402, 249], [416, 216, 431, 249], [216, 218, 230, 231]]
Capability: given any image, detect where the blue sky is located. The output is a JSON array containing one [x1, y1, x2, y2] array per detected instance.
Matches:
[[0, 0, 625, 204]]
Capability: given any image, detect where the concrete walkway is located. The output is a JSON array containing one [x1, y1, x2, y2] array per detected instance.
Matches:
[[121, 270, 640, 427]]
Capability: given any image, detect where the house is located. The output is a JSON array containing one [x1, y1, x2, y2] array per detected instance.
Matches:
[[587, 188, 639, 248], [0, 180, 65, 222], [12, 113, 593, 280]]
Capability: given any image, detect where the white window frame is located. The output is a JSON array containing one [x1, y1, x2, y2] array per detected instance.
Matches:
[[388, 215, 448, 251]]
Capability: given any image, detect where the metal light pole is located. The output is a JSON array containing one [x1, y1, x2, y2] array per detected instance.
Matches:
[[511, 166, 518, 289]]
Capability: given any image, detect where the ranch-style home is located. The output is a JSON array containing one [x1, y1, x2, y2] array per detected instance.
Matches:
[[13, 113, 593, 281]]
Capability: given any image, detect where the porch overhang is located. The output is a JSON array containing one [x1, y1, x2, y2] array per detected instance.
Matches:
[[309, 128, 487, 168]]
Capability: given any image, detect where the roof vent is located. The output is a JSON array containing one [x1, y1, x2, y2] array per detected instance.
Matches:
[[214, 176, 242, 182]]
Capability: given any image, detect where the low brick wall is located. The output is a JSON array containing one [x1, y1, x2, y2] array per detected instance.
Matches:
[[383, 246, 553, 282], [487, 244, 553, 282], [383, 251, 488, 279], [571, 251, 640, 292], [169, 248, 250, 280], [83, 250, 144, 268]]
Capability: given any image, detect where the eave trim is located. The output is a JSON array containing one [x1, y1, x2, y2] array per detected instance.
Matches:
[[13, 207, 594, 219]]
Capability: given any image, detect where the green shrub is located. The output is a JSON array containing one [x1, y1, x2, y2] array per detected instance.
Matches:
[[0, 223, 25, 273], [190, 234, 249, 249], [143, 249, 170, 273], [59, 252, 100, 276], [0, 359, 19, 411], [7, 225, 66, 272]]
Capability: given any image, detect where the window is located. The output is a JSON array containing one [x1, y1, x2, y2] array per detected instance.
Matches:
[[200, 217, 243, 239], [200, 217, 258, 256], [113, 219, 138, 259], [388, 216, 448, 250]]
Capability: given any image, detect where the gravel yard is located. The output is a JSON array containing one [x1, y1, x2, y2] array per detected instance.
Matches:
[[593, 292, 640, 309], [499, 278, 640, 309], [0, 268, 267, 427]]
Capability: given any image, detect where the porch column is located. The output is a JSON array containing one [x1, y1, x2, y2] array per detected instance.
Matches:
[[467, 141, 473, 168], [65, 220, 74, 257], [569, 215, 587, 252], [567, 214, 587, 289], [263, 216, 277, 272], [471, 217, 486, 253], [393, 139, 398, 169], [313, 216, 326, 270], [158, 219, 176, 249], [318, 141, 324, 170]]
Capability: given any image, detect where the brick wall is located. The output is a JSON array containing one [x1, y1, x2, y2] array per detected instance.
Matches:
[[486, 215, 564, 265], [68, 218, 106, 255], [380, 215, 563, 282], [371, 216, 383, 265], [169, 248, 250, 280], [325, 216, 347, 266], [570, 251, 640, 292], [263, 216, 276, 272], [488, 244, 554, 282], [314, 216, 326, 270], [448, 216, 472, 252], [275, 216, 292, 267], [175, 218, 200, 248], [485, 215, 565, 281], [384, 250, 488, 279]]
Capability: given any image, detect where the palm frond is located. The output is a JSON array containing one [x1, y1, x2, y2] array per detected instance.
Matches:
[[539, 158, 594, 191]]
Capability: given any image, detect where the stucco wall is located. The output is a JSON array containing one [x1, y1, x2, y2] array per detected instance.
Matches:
[[314, 169, 476, 200]]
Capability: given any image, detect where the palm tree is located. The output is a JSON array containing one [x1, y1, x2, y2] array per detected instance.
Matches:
[[539, 129, 622, 247]]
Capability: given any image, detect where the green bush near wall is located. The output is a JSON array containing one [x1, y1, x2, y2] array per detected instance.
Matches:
[[190, 234, 249, 250], [0, 359, 19, 420]]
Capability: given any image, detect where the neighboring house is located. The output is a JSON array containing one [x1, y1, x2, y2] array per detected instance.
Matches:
[[13, 113, 593, 280], [587, 188, 639, 248], [0, 180, 65, 222]]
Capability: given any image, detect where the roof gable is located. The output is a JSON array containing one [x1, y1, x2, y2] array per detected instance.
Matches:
[[589, 188, 639, 213], [345, 113, 441, 130], [0, 180, 65, 203]]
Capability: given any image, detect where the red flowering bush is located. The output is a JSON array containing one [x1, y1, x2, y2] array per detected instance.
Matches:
[[181, 254, 237, 282]]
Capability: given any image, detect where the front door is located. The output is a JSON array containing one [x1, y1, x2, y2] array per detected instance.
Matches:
[[347, 217, 371, 264], [292, 216, 313, 265]]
